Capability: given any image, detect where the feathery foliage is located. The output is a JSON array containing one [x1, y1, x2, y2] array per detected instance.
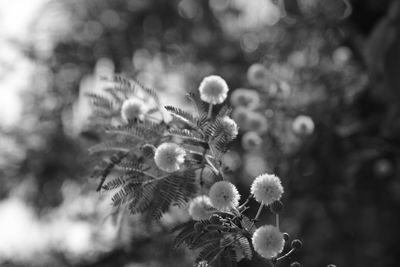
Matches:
[[87, 75, 301, 266]]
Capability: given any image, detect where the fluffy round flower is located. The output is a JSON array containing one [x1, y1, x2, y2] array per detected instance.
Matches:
[[188, 196, 214, 221], [154, 143, 186, 172], [251, 173, 283, 205], [230, 88, 260, 110], [121, 98, 148, 122], [292, 115, 314, 136], [252, 225, 285, 259], [209, 181, 240, 211], [241, 131, 262, 151], [232, 107, 251, 130], [247, 112, 268, 134], [268, 81, 291, 99], [198, 75, 229, 105], [220, 116, 239, 140], [247, 63, 268, 87]]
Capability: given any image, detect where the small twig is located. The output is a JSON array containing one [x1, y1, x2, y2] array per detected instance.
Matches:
[[276, 248, 295, 261], [250, 203, 264, 230], [238, 194, 252, 209]]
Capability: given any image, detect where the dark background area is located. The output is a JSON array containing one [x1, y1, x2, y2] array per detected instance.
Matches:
[[1, 0, 400, 266]]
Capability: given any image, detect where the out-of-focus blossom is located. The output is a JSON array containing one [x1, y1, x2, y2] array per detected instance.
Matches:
[[222, 151, 242, 172], [268, 81, 291, 99], [292, 115, 315, 136], [188, 196, 214, 221], [241, 131, 262, 151], [220, 116, 239, 140], [230, 88, 260, 110], [332, 46, 352, 66], [154, 143, 186, 173], [247, 112, 268, 133], [121, 98, 148, 122], [247, 63, 268, 87]]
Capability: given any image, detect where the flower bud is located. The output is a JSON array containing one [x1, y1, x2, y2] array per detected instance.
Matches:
[[291, 239, 303, 250], [283, 232, 290, 242], [209, 214, 222, 224], [290, 262, 301, 267], [141, 144, 156, 158]]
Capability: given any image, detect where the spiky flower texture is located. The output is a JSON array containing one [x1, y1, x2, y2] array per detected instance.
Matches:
[[198, 75, 229, 105], [209, 181, 240, 211], [251, 173, 283, 205], [154, 143, 186, 173], [188, 196, 214, 221], [121, 98, 148, 122], [252, 225, 284, 259]]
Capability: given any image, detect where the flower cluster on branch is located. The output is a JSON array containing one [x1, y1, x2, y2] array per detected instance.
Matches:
[[86, 73, 302, 267]]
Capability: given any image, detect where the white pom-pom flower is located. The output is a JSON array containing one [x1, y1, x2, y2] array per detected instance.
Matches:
[[230, 88, 260, 110], [209, 181, 240, 211], [252, 225, 284, 259], [188, 196, 214, 221], [250, 173, 283, 205], [198, 75, 229, 105], [121, 98, 148, 122], [220, 116, 239, 140], [154, 143, 186, 173], [241, 131, 262, 151], [247, 63, 268, 87], [292, 115, 314, 136]]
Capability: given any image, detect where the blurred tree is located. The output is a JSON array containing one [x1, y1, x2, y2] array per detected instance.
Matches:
[[2, 0, 399, 266]]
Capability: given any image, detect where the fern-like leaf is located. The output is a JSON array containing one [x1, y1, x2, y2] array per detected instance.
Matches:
[[233, 234, 253, 260], [90, 151, 128, 191], [165, 106, 198, 128], [120, 169, 198, 219], [167, 128, 205, 142], [105, 121, 165, 141]]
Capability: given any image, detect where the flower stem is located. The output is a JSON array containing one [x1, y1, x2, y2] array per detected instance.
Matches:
[[254, 203, 264, 221], [250, 203, 264, 230], [276, 248, 295, 261], [198, 146, 209, 191], [207, 104, 213, 119], [238, 195, 251, 209], [276, 214, 280, 230]]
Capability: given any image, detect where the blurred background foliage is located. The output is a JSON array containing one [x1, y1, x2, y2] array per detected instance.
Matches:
[[0, 0, 400, 266]]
